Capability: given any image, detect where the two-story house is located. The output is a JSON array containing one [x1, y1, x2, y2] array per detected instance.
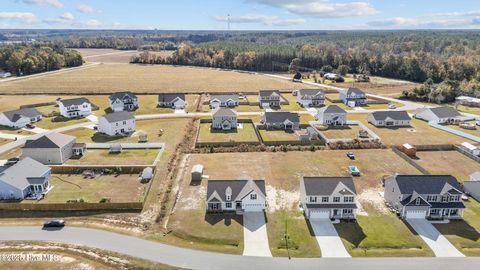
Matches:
[[209, 94, 239, 109], [300, 176, 358, 220], [339, 87, 366, 107], [206, 179, 266, 214], [22, 132, 76, 165], [158, 93, 186, 109], [108, 91, 138, 112], [315, 105, 347, 126], [296, 89, 325, 107], [0, 108, 42, 129], [367, 111, 411, 127], [261, 112, 300, 130], [259, 90, 281, 108], [97, 111, 136, 136], [57, 98, 92, 118], [384, 174, 465, 220], [212, 107, 238, 130]]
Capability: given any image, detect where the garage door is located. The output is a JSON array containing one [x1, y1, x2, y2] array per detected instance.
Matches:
[[309, 209, 330, 219], [243, 204, 264, 212], [406, 210, 427, 219]]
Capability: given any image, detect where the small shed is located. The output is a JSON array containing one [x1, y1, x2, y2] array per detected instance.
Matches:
[[191, 164, 204, 182], [110, 144, 122, 153], [138, 132, 148, 143], [400, 143, 417, 157], [461, 142, 480, 156], [141, 167, 153, 181]]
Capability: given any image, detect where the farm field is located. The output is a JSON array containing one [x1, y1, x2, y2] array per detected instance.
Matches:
[[414, 151, 480, 181], [75, 48, 174, 63], [197, 122, 259, 143], [27, 174, 146, 203], [348, 114, 477, 145], [66, 149, 159, 165], [0, 64, 314, 94]]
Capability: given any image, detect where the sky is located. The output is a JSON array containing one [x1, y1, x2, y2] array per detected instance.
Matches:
[[1, 0, 480, 30]]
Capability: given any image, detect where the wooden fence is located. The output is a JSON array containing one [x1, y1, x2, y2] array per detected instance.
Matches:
[[391, 146, 431, 175], [0, 202, 143, 211]]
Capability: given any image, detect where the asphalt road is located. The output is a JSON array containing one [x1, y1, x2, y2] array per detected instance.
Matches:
[[0, 226, 479, 270]]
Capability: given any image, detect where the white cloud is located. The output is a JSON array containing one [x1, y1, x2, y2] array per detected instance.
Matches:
[[22, 0, 63, 8], [367, 17, 480, 29], [77, 4, 94, 13], [44, 12, 75, 25], [212, 14, 305, 26], [247, 0, 378, 18], [0, 12, 37, 24], [427, 11, 480, 17], [79, 19, 102, 28], [59, 12, 74, 21]]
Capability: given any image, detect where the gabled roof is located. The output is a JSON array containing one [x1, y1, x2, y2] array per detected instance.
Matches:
[[259, 90, 280, 98], [2, 108, 41, 122], [297, 89, 325, 98], [101, 111, 135, 123], [210, 94, 239, 103], [302, 176, 357, 196], [206, 179, 266, 202], [108, 91, 137, 101], [0, 157, 50, 190], [345, 87, 365, 96], [58, 98, 90, 107], [23, 132, 75, 149], [213, 107, 237, 117], [158, 93, 185, 103], [389, 175, 463, 195], [317, 105, 346, 114], [429, 107, 461, 118], [264, 112, 299, 123], [370, 111, 411, 121], [400, 192, 431, 206]]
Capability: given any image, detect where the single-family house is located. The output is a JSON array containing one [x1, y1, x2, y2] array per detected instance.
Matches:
[[97, 111, 136, 136], [384, 174, 465, 219], [464, 172, 480, 202], [259, 90, 281, 108], [0, 108, 42, 129], [456, 96, 480, 107], [0, 157, 51, 200], [21, 132, 76, 165], [414, 107, 463, 123], [367, 111, 411, 127], [300, 176, 357, 220], [315, 105, 347, 126], [461, 142, 480, 156], [209, 94, 239, 109], [108, 91, 138, 112], [158, 93, 186, 109], [261, 112, 300, 130], [212, 107, 237, 130], [206, 179, 266, 214], [57, 98, 92, 118], [296, 89, 325, 107], [339, 87, 366, 107]]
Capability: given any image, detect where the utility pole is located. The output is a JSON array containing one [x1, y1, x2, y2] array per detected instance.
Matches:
[[227, 14, 231, 31]]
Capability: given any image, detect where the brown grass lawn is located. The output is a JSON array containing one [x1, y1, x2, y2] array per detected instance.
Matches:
[[0, 126, 34, 136], [320, 125, 363, 139], [75, 48, 174, 63], [258, 129, 299, 142], [28, 174, 146, 203], [66, 149, 159, 165], [197, 122, 259, 143], [455, 104, 480, 115], [0, 64, 314, 94], [348, 114, 477, 146], [414, 151, 480, 181], [0, 138, 12, 146], [336, 77, 418, 97], [0, 147, 22, 160]]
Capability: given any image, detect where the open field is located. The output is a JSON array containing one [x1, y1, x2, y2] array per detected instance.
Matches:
[[320, 125, 363, 139], [0, 126, 33, 136], [197, 122, 259, 143], [348, 114, 477, 145], [258, 129, 299, 141], [26, 174, 146, 203], [336, 76, 418, 97], [75, 48, 174, 63], [414, 151, 480, 181], [0, 64, 314, 94], [66, 149, 159, 165], [435, 199, 480, 256], [454, 104, 480, 115]]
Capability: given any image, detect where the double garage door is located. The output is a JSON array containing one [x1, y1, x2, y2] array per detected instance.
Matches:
[[243, 204, 264, 212], [309, 209, 330, 219], [405, 210, 427, 219]]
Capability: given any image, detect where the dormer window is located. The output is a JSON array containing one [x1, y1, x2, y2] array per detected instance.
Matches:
[[250, 194, 257, 200], [322, 197, 329, 203], [226, 195, 231, 201], [415, 198, 421, 205]]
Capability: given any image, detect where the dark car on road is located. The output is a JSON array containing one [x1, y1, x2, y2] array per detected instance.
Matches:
[[346, 151, 355, 160], [43, 220, 65, 228]]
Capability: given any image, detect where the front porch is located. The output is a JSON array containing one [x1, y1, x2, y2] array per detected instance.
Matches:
[[428, 208, 464, 220]]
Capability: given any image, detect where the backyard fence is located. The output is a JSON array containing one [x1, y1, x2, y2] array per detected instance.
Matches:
[[429, 121, 480, 143], [0, 202, 143, 211], [51, 165, 151, 174], [391, 146, 431, 175]]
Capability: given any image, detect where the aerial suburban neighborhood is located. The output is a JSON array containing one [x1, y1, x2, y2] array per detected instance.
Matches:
[[0, 1, 480, 270]]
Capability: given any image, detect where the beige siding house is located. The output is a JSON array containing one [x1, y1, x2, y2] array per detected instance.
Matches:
[[21, 133, 76, 165]]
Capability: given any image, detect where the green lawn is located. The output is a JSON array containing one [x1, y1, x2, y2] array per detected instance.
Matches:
[[66, 149, 159, 165], [258, 129, 299, 142], [435, 199, 480, 256], [266, 210, 321, 257], [335, 206, 434, 257], [197, 122, 259, 143]]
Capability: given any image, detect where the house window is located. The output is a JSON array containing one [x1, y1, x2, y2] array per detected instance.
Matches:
[[333, 197, 340, 202], [344, 196, 354, 203], [441, 195, 448, 202], [250, 194, 257, 200], [226, 202, 232, 208], [415, 198, 421, 205], [322, 197, 329, 203], [226, 195, 231, 201], [309, 196, 317, 203], [123, 121, 126, 125], [343, 209, 353, 214]]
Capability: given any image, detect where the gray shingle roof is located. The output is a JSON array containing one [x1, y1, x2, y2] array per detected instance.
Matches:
[[58, 98, 90, 107], [158, 93, 185, 103], [2, 108, 41, 122], [429, 107, 461, 118], [259, 90, 280, 98], [346, 87, 365, 96], [297, 89, 325, 97], [391, 175, 463, 195], [264, 112, 299, 123], [23, 132, 75, 149], [101, 111, 134, 123], [0, 157, 50, 190], [210, 94, 239, 103], [370, 111, 411, 121], [319, 105, 346, 114], [213, 107, 237, 117], [207, 180, 266, 200], [108, 91, 137, 101], [302, 176, 356, 196]]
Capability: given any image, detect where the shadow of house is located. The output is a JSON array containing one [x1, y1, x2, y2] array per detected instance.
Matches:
[[204, 213, 243, 227], [91, 133, 126, 143], [435, 220, 480, 242], [331, 220, 367, 248]]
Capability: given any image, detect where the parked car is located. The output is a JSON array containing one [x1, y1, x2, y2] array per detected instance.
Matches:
[[43, 220, 65, 228], [348, 165, 361, 176], [5, 157, 20, 165], [25, 123, 35, 129], [388, 104, 397, 109], [346, 152, 355, 160]]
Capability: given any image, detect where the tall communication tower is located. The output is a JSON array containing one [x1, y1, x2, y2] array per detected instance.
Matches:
[[227, 14, 231, 30]]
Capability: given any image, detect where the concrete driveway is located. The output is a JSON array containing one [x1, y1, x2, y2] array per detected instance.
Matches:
[[310, 219, 351, 258], [407, 219, 464, 257], [243, 212, 272, 257]]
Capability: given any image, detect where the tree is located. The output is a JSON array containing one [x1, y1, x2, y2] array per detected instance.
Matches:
[[337, 65, 349, 76], [289, 58, 301, 73]]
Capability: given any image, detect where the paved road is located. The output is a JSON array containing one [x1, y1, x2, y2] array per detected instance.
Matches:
[[0, 226, 479, 270], [407, 219, 465, 257], [310, 219, 351, 258], [242, 212, 272, 257]]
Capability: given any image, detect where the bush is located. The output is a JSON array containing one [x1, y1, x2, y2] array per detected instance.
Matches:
[[99, 197, 111, 203]]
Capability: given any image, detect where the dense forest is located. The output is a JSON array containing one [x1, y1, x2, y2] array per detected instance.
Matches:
[[0, 44, 83, 76]]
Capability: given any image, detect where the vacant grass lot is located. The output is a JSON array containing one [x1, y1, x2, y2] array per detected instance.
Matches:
[[197, 122, 259, 143], [435, 199, 480, 256], [258, 129, 299, 141], [336, 76, 418, 97], [414, 151, 480, 181], [348, 114, 476, 145], [0, 126, 34, 136], [0, 64, 314, 94], [454, 104, 480, 115], [27, 174, 146, 203], [320, 125, 363, 139], [66, 149, 159, 165], [75, 48, 174, 63]]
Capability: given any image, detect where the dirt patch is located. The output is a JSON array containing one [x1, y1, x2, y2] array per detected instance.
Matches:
[[356, 187, 389, 215], [266, 185, 299, 213]]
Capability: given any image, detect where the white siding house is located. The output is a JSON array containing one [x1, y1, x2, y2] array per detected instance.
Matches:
[[296, 89, 325, 107], [97, 111, 136, 136], [57, 98, 92, 118], [367, 111, 411, 127], [158, 94, 186, 109], [414, 107, 463, 123], [315, 105, 347, 126], [0, 108, 42, 129]]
